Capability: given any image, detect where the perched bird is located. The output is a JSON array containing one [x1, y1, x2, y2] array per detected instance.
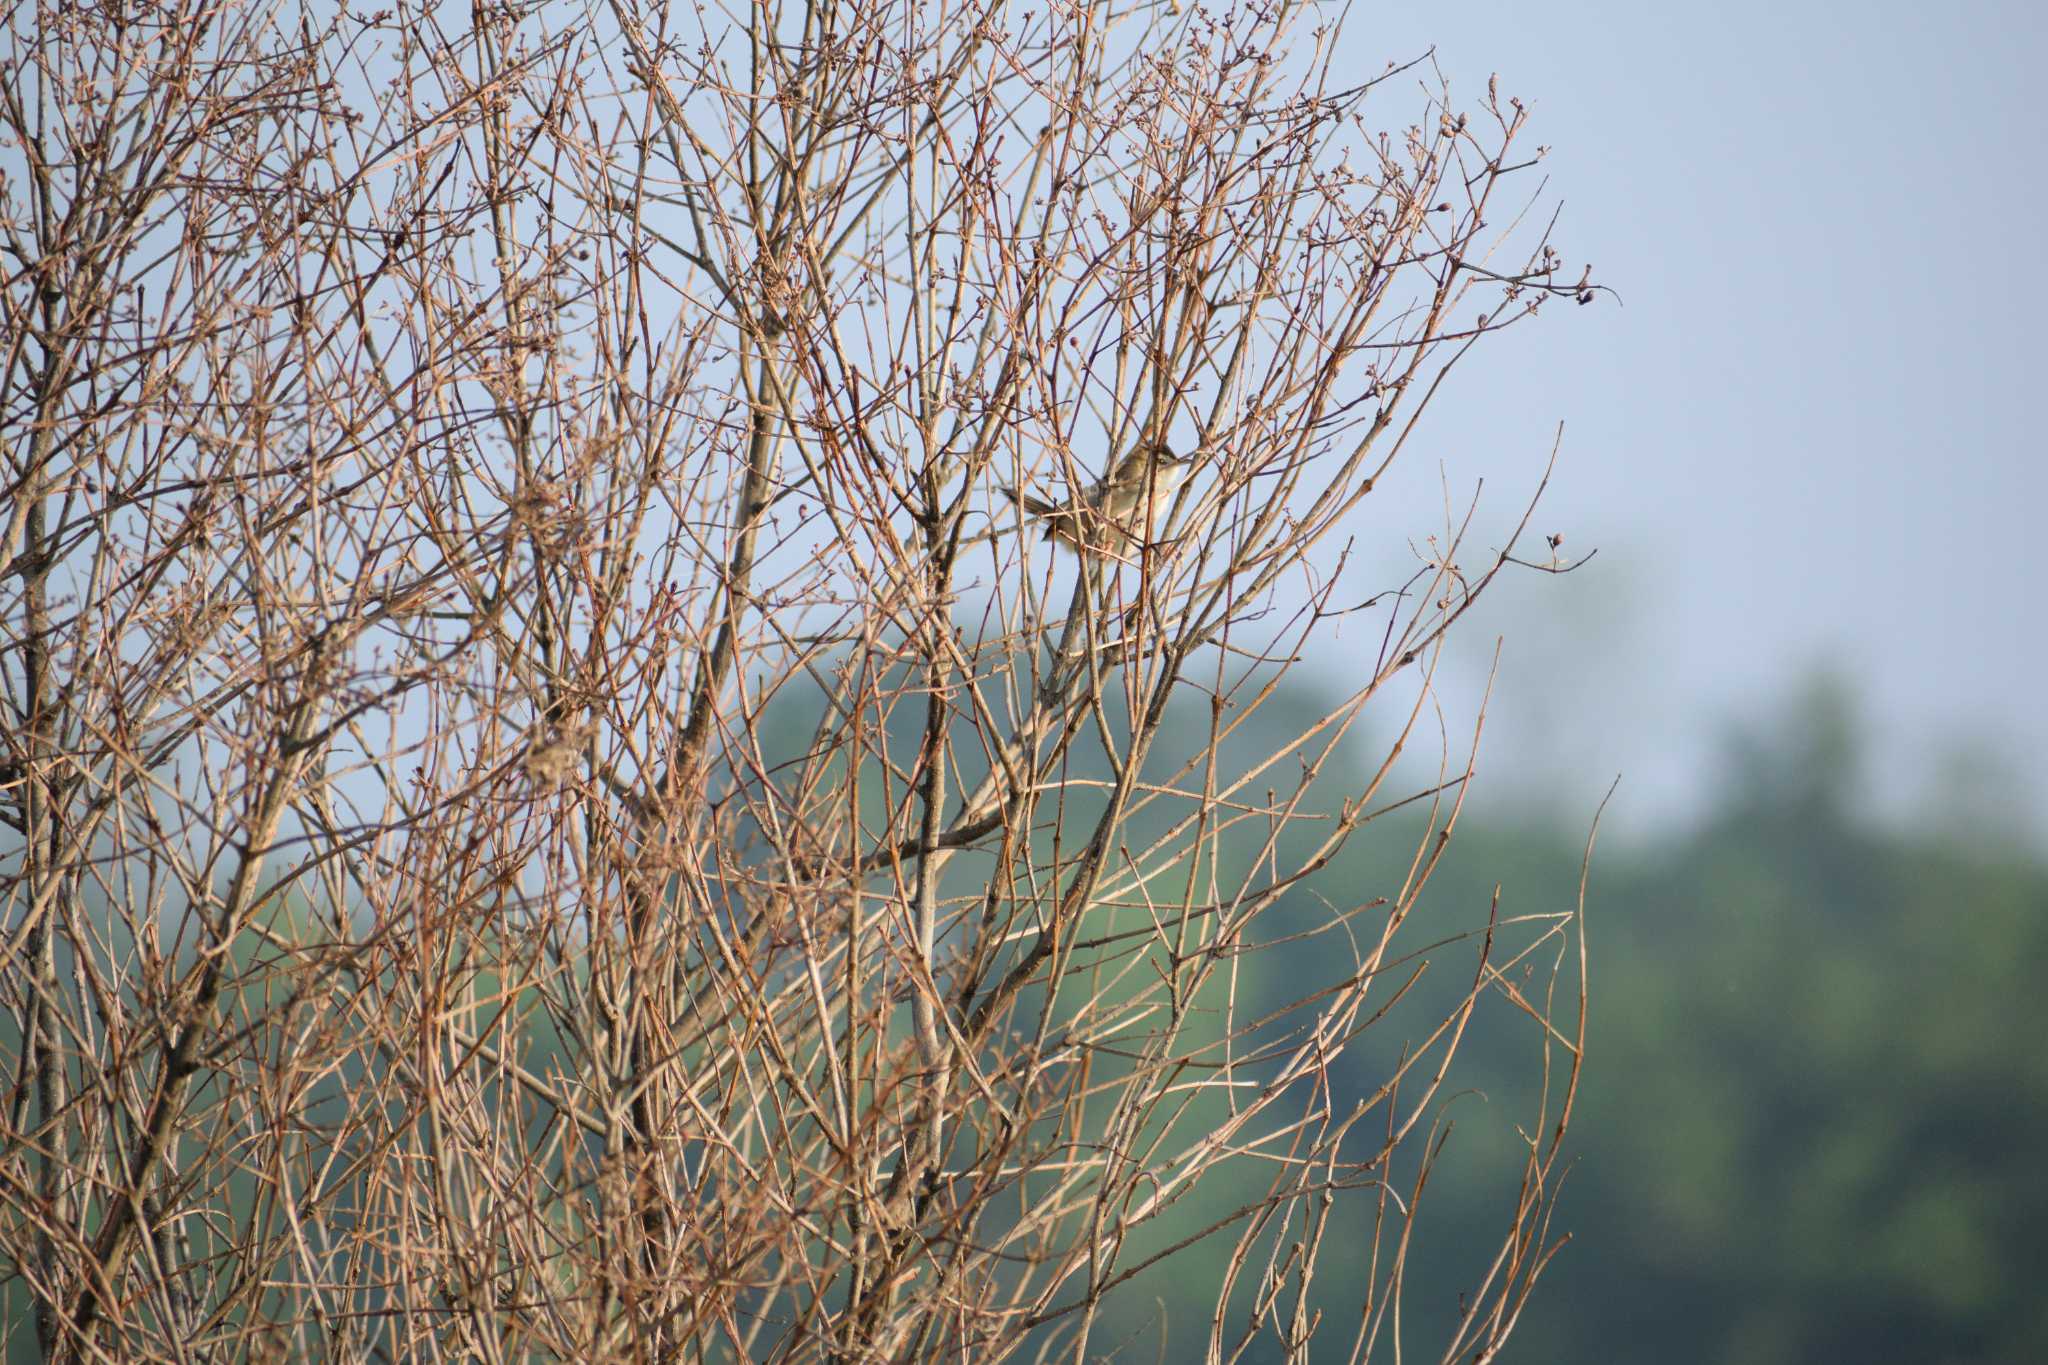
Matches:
[[1003, 441, 1196, 556]]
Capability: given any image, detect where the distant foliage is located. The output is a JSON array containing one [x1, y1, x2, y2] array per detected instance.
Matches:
[[1367, 688, 2048, 1365]]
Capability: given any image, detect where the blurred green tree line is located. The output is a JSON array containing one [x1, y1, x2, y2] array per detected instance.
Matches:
[[1237, 675, 2048, 1365], [8, 666, 2040, 1364]]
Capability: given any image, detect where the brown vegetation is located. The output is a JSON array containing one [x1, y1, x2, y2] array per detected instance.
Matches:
[[0, 0, 1596, 1357]]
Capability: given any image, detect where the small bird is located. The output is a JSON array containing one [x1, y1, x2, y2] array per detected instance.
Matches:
[[1003, 441, 1196, 556]]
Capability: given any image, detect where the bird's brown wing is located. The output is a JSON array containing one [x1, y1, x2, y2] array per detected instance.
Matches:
[[1005, 485, 1096, 547]]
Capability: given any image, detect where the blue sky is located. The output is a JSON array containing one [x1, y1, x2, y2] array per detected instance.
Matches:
[[1327, 0, 2048, 839]]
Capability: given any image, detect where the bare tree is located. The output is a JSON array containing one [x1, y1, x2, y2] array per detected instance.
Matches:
[[0, 0, 1599, 1358]]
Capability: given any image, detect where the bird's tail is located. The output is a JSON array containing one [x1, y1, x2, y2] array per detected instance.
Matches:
[[1002, 486, 1058, 519]]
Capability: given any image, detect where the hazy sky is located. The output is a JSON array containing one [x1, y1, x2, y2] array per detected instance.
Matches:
[[1319, 0, 2048, 840]]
